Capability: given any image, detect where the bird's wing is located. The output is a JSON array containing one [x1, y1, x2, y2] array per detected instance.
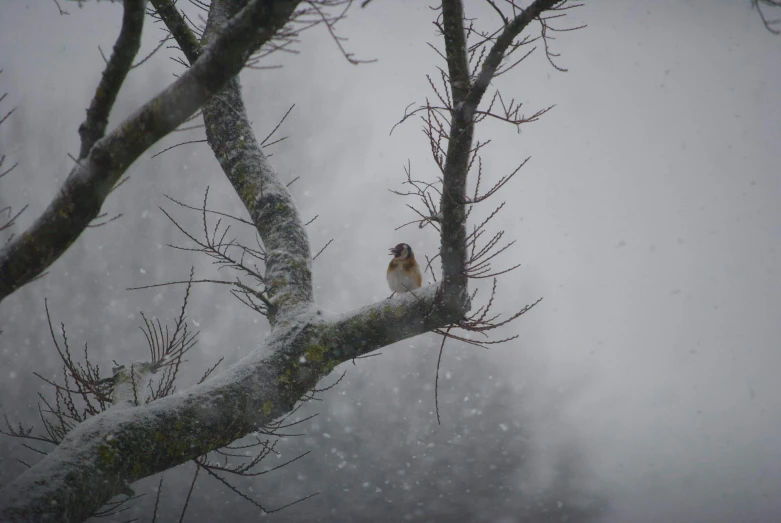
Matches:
[[412, 262, 423, 288]]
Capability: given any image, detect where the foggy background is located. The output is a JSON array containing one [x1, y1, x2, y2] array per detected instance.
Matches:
[[1, 0, 780, 521]]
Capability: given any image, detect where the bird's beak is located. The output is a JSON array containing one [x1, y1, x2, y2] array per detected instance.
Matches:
[[389, 247, 399, 256]]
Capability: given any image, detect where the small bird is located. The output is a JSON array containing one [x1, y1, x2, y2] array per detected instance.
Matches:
[[387, 243, 423, 294]]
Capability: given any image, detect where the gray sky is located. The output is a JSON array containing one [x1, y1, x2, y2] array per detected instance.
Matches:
[[1, 1, 780, 521]]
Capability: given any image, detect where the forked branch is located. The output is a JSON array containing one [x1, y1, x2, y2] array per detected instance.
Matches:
[[392, 0, 579, 422], [0, 0, 302, 304]]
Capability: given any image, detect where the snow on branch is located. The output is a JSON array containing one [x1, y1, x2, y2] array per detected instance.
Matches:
[[0, 0, 302, 304], [157, 0, 362, 320]]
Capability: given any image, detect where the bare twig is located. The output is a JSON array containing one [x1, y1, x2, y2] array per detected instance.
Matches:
[[52, 0, 69, 16], [0, 75, 23, 237], [753, 0, 781, 34], [152, 477, 164, 523], [178, 464, 199, 523], [131, 35, 173, 69], [434, 326, 451, 425], [151, 139, 207, 158], [312, 238, 334, 261]]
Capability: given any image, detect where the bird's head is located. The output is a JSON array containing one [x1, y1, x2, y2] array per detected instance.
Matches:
[[389, 243, 412, 259]]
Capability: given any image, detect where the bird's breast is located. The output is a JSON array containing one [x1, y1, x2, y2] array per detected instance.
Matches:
[[387, 260, 421, 293]]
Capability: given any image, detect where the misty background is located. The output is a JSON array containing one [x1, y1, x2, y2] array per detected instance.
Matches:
[[1, 0, 780, 521]]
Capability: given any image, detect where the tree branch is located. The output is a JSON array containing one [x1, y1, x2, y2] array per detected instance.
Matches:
[[753, 0, 781, 34], [437, 0, 559, 314], [439, 0, 473, 312], [0, 285, 455, 522], [77, 0, 145, 159], [200, 0, 313, 320], [466, 0, 560, 114], [152, 0, 314, 320], [150, 0, 203, 64], [0, 0, 301, 304]]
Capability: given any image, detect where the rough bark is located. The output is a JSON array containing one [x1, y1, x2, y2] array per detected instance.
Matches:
[[200, 0, 313, 321], [439, 0, 473, 312], [0, 0, 300, 304]]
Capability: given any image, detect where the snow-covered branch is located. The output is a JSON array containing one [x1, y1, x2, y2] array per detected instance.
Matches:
[[0, 285, 456, 522], [0, 0, 301, 304], [201, 0, 313, 320]]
